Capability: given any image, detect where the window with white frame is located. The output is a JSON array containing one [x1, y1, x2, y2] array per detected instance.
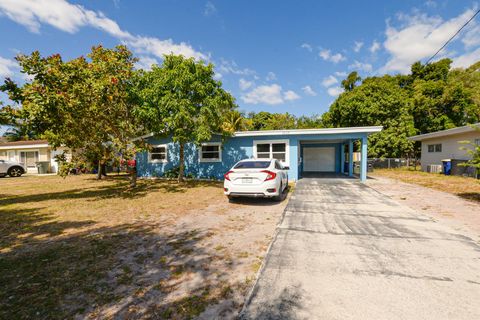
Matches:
[[148, 145, 167, 163], [199, 143, 222, 162], [254, 140, 289, 164]]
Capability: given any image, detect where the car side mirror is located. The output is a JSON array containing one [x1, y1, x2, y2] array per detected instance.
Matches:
[[283, 166, 290, 170]]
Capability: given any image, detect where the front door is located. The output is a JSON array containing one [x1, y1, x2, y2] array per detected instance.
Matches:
[[303, 147, 336, 172], [20, 151, 39, 172]]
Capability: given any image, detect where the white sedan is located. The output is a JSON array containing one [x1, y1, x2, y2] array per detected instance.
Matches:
[[223, 159, 289, 201]]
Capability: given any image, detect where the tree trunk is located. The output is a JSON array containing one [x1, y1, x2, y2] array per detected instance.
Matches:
[[97, 161, 102, 180], [178, 143, 185, 183], [130, 167, 137, 188]]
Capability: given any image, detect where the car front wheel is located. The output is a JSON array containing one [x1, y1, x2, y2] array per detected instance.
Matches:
[[8, 166, 24, 177]]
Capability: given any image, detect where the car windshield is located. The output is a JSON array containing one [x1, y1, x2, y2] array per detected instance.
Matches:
[[234, 161, 271, 169]]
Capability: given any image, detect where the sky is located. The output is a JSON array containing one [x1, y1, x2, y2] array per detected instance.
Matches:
[[0, 0, 479, 130]]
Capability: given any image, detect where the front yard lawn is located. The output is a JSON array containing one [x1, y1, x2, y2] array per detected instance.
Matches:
[[371, 168, 480, 203], [0, 175, 286, 319]]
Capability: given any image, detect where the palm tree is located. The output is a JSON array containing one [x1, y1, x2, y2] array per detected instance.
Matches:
[[222, 110, 251, 134], [3, 126, 38, 142]]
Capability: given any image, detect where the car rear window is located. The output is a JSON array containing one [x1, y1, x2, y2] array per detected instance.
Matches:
[[234, 161, 271, 169]]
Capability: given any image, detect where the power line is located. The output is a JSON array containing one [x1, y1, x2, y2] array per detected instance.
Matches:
[[425, 8, 480, 65]]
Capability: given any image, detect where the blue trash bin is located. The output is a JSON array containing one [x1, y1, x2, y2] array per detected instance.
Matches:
[[442, 159, 452, 175]]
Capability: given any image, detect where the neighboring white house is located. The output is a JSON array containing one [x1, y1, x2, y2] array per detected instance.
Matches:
[[0, 140, 71, 174], [409, 123, 480, 172]]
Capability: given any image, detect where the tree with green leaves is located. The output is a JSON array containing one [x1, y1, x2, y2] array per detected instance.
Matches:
[[222, 110, 252, 133], [323, 75, 416, 157], [341, 71, 361, 91], [1, 45, 142, 186], [324, 59, 479, 158], [134, 54, 236, 182]]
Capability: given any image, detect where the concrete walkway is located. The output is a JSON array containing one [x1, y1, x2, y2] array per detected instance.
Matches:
[[241, 177, 480, 320]]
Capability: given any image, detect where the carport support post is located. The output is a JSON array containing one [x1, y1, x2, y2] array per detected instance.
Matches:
[[340, 144, 345, 174], [360, 136, 368, 182], [348, 140, 354, 177]]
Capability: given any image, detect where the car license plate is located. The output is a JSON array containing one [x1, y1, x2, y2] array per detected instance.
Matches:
[[242, 177, 253, 183]]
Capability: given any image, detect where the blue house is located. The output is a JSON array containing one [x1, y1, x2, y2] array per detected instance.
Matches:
[[135, 126, 382, 182]]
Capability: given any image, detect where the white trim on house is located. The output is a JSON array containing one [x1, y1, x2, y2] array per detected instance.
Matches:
[[132, 126, 384, 141], [0, 143, 49, 150], [148, 144, 168, 163], [234, 126, 383, 137], [409, 123, 480, 141], [253, 139, 290, 166], [198, 142, 222, 162]]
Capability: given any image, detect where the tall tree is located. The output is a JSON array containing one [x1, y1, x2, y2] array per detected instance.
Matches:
[[135, 54, 236, 182], [323, 75, 416, 157], [1, 45, 141, 185]]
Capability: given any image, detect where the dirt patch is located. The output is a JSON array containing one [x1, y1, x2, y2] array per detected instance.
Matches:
[[371, 168, 480, 203], [367, 175, 480, 239], [0, 175, 287, 319]]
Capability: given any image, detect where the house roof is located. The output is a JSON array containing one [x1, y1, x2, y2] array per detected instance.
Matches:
[[0, 139, 50, 150], [408, 123, 480, 141], [232, 126, 383, 137], [134, 126, 383, 141]]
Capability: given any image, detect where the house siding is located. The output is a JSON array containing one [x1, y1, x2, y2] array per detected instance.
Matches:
[[420, 131, 480, 171], [137, 134, 301, 180], [136, 132, 370, 181]]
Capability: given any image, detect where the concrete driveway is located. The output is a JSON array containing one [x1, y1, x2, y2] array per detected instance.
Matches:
[[241, 177, 480, 320]]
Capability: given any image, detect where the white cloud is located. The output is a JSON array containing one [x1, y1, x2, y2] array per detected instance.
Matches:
[[0, 56, 18, 77], [319, 49, 346, 63], [241, 84, 284, 105], [369, 40, 381, 53], [353, 41, 364, 52], [334, 71, 348, 77], [284, 90, 300, 101], [266, 71, 276, 81], [327, 86, 344, 97], [383, 8, 477, 73], [424, 0, 437, 8], [204, 1, 217, 16], [321, 75, 338, 87], [218, 59, 255, 76], [348, 60, 373, 72], [301, 43, 313, 52], [452, 47, 480, 68], [302, 85, 317, 96], [239, 78, 253, 91], [462, 23, 480, 48], [0, 0, 207, 60], [241, 84, 299, 105]]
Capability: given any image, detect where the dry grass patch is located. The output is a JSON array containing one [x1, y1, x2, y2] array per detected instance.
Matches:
[[0, 174, 287, 319], [371, 168, 480, 203]]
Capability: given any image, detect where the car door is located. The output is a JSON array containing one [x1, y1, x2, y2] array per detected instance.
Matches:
[[275, 160, 288, 187]]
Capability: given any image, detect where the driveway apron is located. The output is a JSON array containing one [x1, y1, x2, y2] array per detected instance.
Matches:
[[241, 177, 480, 320]]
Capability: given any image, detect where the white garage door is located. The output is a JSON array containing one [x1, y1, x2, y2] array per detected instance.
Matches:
[[303, 147, 336, 172]]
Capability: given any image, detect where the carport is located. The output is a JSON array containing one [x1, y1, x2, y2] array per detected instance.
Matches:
[[294, 126, 383, 182]]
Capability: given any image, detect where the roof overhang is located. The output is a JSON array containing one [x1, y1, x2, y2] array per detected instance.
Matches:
[[408, 123, 479, 141], [132, 126, 383, 141], [232, 126, 383, 137], [0, 143, 49, 150]]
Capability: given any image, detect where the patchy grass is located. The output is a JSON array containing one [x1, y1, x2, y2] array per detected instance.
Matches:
[[0, 174, 287, 319], [371, 168, 480, 203]]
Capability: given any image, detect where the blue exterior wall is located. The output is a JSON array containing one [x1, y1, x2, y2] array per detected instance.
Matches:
[[136, 132, 369, 180]]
